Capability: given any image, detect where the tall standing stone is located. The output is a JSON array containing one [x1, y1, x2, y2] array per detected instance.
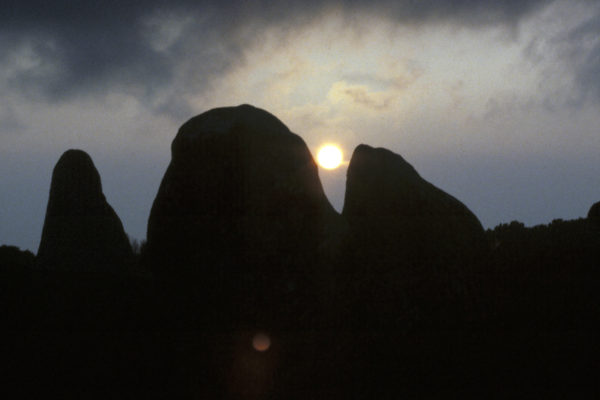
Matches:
[[145, 104, 339, 327]]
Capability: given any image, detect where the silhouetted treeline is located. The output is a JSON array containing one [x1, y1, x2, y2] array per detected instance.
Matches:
[[482, 217, 600, 330], [2, 213, 599, 398]]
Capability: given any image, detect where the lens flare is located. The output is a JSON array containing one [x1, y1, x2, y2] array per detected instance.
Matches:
[[252, 333, 271, 352]]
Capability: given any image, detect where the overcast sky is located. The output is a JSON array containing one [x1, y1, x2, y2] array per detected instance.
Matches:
[[1, 0, 599, 252]]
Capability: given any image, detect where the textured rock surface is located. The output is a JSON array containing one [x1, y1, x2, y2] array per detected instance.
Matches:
[[36, 150, 131, 270], [145, 104, 339, 327]]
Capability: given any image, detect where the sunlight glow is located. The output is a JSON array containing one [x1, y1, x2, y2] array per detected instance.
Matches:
[[317, 145, 343, 169]]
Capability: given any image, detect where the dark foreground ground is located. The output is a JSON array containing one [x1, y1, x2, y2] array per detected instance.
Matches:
[[1, 217, 599, 399]]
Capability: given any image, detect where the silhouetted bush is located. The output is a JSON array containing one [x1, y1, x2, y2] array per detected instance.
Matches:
[[0, 245, 35, 272]]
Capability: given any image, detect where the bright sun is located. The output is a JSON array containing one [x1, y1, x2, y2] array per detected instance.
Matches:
[[317, 145, 343, 169]]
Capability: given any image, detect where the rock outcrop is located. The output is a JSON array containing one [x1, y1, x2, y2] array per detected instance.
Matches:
[[36, 150, 131, 270], [145, 104, 339, 327]]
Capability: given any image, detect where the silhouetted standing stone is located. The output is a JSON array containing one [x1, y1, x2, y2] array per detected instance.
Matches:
[[342, 144, 486, 271], [337, 144, 486, 328], [144, 104, 342, 397], [145, 104, 339, 327], [328, 145, 489, 397], [36, 150, 131, 270]]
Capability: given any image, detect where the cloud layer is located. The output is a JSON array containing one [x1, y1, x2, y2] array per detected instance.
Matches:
[[2, 0, 558, 116]]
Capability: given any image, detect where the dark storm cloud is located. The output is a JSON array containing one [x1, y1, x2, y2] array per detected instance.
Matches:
[[1, 0, 552, 117], [2, 1, 182, 101]]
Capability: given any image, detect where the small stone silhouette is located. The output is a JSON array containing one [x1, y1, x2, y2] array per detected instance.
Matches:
[[36, 150, 131, 270]]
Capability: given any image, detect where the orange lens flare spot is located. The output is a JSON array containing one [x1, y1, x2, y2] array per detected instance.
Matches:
[[252, 333, 271, 352]]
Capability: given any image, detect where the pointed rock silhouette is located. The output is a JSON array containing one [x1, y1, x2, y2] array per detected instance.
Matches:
[[342, 144, 486, 271], [317, 145, 491, 398], [336, 144, 486, 332], [36, 150, 131, 270]]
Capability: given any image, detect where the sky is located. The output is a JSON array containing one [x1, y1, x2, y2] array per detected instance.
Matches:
[[1, 0, 599, 253]]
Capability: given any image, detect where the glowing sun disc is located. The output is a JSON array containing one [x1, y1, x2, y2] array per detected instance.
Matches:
[[317, 145, 343, 169]]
